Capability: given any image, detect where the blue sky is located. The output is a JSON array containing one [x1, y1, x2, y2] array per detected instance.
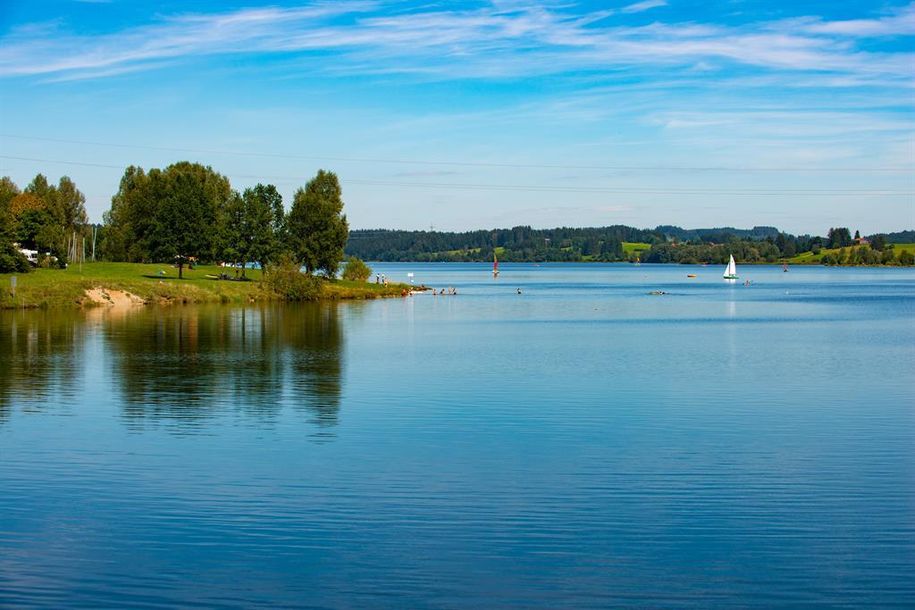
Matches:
[[0, 1, 912, 234]]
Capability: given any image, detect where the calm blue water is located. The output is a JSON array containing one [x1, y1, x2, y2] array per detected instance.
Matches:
[[2, 263, 914, 608]]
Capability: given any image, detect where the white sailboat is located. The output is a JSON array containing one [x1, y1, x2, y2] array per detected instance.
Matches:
[[723, 254, 739, 280]]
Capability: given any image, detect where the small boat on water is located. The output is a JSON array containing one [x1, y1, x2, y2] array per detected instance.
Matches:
[[723, 254, 739, 281], [687, 274, 697, 278]]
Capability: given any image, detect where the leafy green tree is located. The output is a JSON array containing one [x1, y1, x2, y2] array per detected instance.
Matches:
[[55, 177, 88, 228], [152, 163, 231, 275], [263, 254, 322, 300], [0, 178, 29, 273], [0, 177, 18, 210], [217, 184, 284, 276], [862, 246, 880, 265], [245, 183, 284, 271], [11, 193, 51, 250], [827, 227, 852, 249], [10, 174, 88, 264], [217, 191, 247, 271], [102, 163, 231, 275], [24, 174, 54, 204], [898, 250, 915, 266], [342, 256, 371, 282], [287, 170, 349, 276], [101, 166, 148, 261]]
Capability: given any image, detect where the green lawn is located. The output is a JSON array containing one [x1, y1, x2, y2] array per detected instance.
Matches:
[[787, 243, 915, 264], [622, 242, 651, 254], [1, 262, 408, 309]]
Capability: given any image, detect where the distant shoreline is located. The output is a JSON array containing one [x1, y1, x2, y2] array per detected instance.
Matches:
[[367, 260, 911, 268]]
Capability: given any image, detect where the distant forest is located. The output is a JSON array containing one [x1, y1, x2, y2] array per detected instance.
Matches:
[[345, 226, 915, 265]]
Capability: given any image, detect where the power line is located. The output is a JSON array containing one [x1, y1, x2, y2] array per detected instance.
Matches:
[[1, 133, 911, 173], [0, 154, 911, 197], [344, 179, 913, 196]]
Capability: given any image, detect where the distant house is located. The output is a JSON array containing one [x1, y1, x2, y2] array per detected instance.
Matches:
[[854, 237, 870, 246]]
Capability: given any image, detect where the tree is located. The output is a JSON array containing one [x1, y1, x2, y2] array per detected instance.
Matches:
[[153, 163, 231, 275], [10, 193, 50, 249], [0, 177, 29, 273], [854, 229, 861, 240], [217, 191, 246, 271], [827, 227, 852, 249], [287, 170, 349, 276], [11, 174, 88, 264], [217, 184, 285, 276], [101, 166, 148, 261], [101, 163, 231, 274], [342, 256, 371, 282], [55, 177, 89, 260], [245, 184, 284, 271], [24, 174, 54, 204], [0, 176, 18, 210]]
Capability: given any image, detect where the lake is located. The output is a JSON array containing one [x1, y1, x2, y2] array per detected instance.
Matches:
[[1, 263, 913, 608]]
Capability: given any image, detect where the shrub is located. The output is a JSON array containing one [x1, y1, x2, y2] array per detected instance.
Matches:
[[0, 242, 30, 273], [263, 255, 322, 301], [341, 256, 371, 282]]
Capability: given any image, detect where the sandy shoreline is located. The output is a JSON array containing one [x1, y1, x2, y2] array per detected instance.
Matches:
[[83, 287, 147, 310]]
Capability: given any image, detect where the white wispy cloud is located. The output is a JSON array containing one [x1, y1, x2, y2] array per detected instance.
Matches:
[[796, 3, 915, 37], [0, 0, 911, 85], [621, 0, 668, 15]]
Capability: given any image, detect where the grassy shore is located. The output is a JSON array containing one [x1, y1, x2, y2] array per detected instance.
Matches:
[[0, 262, 411, 309], [786, 243, 915, 265]]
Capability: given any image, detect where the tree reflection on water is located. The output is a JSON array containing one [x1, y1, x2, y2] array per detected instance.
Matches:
[[0, 311, 87, 423], [0, 303, 346, 436]]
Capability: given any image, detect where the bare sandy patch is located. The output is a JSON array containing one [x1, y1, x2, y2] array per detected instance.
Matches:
[[84, 287, 146, 309]]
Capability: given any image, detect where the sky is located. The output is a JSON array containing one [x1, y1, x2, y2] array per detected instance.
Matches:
[[0, 0, 912, 235]]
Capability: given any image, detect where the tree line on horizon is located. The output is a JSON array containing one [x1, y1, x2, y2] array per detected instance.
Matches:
[[345, 226, 915, 265], [1, 164, 349, 276], [2, 166, 914, 274]]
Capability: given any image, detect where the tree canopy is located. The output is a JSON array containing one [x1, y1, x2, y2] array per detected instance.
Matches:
[[217, 184, 285, 275], [0, 174, 88, 270], [102, 162, 232, 264], [287, 170, 349, 276], [99, 164, 351, 276]]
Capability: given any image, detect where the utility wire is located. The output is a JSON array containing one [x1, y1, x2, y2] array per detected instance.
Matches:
[[1, 133, 911, 173], [0, 154, 911, 197]]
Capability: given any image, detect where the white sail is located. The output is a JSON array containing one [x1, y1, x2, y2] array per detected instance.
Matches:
[[723, 254, 738, 279]]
